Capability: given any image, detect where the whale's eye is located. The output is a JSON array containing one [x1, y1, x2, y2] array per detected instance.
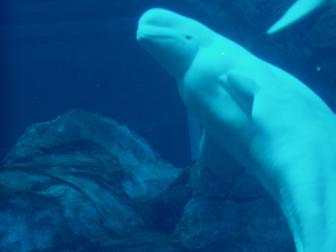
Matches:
[[185, 35, 192, 40]]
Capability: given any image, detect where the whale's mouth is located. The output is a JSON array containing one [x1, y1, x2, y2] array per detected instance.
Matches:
[[136, 25, 177, 42]]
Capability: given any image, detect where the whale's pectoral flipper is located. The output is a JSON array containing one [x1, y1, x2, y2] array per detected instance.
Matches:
[[267, 0, 328, 34], [219, 72, 258, 117]]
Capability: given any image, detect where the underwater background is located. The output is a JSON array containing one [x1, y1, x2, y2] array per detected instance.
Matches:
[[0, 0, 335, 251]]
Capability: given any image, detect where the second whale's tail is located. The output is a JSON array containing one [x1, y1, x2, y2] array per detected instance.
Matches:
[[267, 0, 326, 34]]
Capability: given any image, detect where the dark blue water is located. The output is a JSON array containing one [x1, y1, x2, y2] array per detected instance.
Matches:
[[0, 0, 195, 166]]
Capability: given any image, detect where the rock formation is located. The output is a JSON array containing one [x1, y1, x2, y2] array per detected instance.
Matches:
[[0, 110, 294, 251]]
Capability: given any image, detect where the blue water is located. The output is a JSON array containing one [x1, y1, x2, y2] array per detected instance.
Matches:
[[1, 0, 194, 166]]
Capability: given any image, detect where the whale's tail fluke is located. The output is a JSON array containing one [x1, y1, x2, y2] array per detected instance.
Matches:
[[267, 0, 325, 34]]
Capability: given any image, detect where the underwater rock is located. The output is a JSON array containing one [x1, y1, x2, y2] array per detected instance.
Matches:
[[2, 109, 180, 201], [171, 163, 295, 251], [0, 110, 182, 252], [0, 110, 294, 251]]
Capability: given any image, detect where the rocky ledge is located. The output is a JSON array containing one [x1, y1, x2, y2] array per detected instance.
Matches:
[[0, 110, 294, 251]]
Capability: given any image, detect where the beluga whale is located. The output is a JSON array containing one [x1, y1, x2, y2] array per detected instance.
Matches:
[[267, 0, 335, 34], [137, 8, 336, 252]]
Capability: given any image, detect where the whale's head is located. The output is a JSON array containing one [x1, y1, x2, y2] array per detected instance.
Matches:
[[137, 8, 213, 78]]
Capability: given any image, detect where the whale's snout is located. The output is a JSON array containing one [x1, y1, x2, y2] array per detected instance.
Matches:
[[138, 8, 181, 28], [137, 8, 183, 42], [137, 8, 172, 43]]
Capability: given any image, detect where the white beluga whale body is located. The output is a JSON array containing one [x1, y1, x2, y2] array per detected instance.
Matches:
[[137, 8, 246, 180], [267, 0, 335, 34], [137, 8, 336, 251]]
